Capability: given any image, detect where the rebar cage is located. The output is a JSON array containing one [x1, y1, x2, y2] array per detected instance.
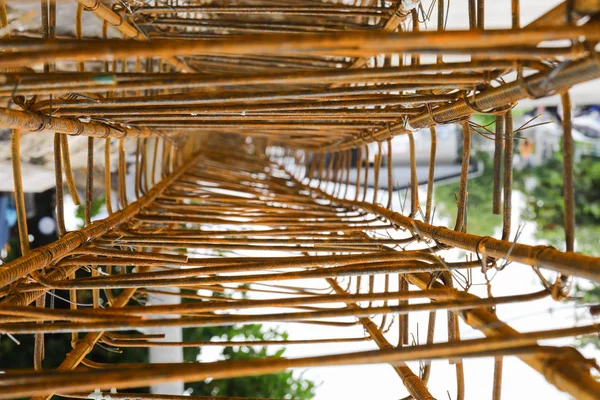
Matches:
[[0, 1, 600, 399]]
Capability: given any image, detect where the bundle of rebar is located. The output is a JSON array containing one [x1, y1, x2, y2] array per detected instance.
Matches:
[[1, 1, 600, 399]]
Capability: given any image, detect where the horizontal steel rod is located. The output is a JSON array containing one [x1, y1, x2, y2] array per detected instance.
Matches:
[[0, 25, 598, 68], [1, 324, 597, 399]]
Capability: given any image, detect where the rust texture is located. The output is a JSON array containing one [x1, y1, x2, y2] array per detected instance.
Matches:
[[0, 1, 599, 400]]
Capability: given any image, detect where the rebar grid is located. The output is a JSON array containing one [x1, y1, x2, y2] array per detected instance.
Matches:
[[0, 1, 599, 400]]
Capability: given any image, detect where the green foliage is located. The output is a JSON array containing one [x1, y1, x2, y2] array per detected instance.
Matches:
[[183, 324, 316, 399], [3, 334, 147, 400], [434, 151, 502, 237], [577, 284, 600, 304], [516, 155, 600, 231], [515, 151, 600, 351], [470, 113, 496, 129], [1, 325, 147, 397], [524, 225, 600, 257], [74, 194, 106, 229], [471, 108, 532, 131]]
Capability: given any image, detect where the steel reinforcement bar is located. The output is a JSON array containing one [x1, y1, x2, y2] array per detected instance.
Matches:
[[317, 52, 600, 151], [0, 151, 201, 288]]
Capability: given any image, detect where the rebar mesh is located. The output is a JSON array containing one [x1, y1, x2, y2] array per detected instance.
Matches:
[[0, 1, 599, 399]]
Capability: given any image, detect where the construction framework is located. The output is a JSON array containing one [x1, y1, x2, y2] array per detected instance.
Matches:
[[0, 0, 599, 399]]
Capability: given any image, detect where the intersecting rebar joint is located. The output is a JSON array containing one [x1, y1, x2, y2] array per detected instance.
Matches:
[[81, 0, 101, 12], [396, 0, 421, 18], [29, 113, 51, 133]]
